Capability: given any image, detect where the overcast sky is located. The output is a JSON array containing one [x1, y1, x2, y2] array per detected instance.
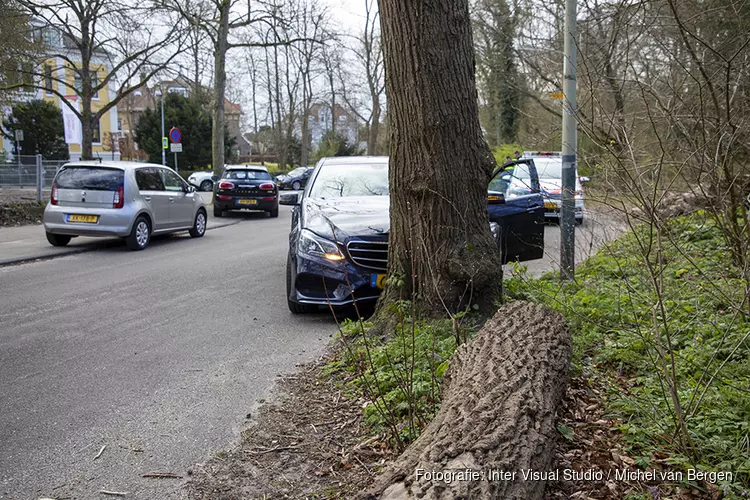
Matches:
[[326, 0, 374, 31]]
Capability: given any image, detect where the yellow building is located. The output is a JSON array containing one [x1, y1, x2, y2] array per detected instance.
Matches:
[[1, 25, 120, 161]]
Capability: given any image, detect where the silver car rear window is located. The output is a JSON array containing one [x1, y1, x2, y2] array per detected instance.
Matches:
[[55, 167, 124, 191]]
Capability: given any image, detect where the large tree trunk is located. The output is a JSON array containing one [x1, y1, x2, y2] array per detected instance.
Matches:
[[363, 301, 571, 500], [212, 0, 229, 178], [377, 0, 502, 316]]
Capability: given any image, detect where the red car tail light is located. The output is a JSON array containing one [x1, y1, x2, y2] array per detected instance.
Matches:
[[51, 184, 58, 205], [113, 186, 124, 208], [219, 181, 235, 190], [259, 182, 275, 190], [217, 195, 232, 201]]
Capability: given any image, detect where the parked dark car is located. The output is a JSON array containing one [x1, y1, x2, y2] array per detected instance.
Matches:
[[276, 166, 314, 191], [213, 165, 279, 218], [281, 156, 545, 314]]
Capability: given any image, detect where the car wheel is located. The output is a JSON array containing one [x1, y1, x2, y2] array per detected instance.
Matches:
[[292, 181, 301, 191], [269, 207, 279, 218], [286, 255, 317, 314], [46, 232, 71, 247], [189, 209, 207, 238], [126, 216, 151, 251], [200, 180, 213, 192], [213, 205, 223, 218]]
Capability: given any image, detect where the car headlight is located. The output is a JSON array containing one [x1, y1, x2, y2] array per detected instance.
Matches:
[[298, 229, 344, 261]]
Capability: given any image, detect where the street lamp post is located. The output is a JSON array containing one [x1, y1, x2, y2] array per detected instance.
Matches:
[[155, 88, 166, 166]]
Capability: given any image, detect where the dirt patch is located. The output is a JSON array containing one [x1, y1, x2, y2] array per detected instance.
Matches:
[[187, 355, 389, 499], [0, 201, 46, 226], [0, 188, 48, 226]]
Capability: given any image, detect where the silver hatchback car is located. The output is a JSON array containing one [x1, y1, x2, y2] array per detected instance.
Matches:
[[44, 161, 208, 250]]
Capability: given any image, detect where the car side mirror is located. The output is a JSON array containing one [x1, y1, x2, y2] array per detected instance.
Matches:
[[185, 184, 196, 193], [279, 192, 300, 206], [579, 176, 590, 183], [487, 191, 505, 204], [188, 182, 199, 190]]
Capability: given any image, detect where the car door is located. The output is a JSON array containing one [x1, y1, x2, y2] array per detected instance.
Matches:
[[160, 168, 194, 228], [135, 167, 171, 232], [487, 160, 545, 263]]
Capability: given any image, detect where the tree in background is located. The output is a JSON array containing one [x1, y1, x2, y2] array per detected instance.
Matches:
[[0, 0, 40, 101], [377, 0, 502, 317], [8, 0, 183, 160], [313, 130, 363, 159], [2, 99, 68, 159], [134, 93, 234, 170], [340, 0, 385, 156], [474, 0, 522, 146]]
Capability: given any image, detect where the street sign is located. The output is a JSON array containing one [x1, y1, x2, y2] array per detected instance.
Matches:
[[15, 130, 24, 141], [551, 92, 564, 99], [170, 143, 182, 153], [162, 137, 168, 149], [169, 127, 182, 143]]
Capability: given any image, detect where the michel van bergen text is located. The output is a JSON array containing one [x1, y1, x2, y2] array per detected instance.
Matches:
[[415, 468, 733, 484]]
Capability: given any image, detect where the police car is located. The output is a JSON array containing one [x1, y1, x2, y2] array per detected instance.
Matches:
[[521, 151, 587, 224]]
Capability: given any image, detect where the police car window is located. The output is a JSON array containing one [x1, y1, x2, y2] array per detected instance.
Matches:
[[489, 164, 534, 199]]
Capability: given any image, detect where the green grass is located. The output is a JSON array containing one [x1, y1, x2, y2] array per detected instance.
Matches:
[[506, 212, 750, 493], [324, 212, 749, 493], [327, 313, 471, 448]]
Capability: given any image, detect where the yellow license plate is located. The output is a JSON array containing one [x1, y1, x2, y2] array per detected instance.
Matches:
[[371, 274, 386, 289], [237, 199, 258, 205], [68, 214, 99, 223], [544, 202, 556, 209]]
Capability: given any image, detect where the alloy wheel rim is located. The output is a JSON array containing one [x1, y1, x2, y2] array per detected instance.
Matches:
[[136, 221, 149, 247], [196, 213, 206, 234]]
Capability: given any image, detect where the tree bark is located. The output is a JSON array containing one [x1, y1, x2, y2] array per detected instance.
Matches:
[[362, 301, 571, 500], [376, 0, 503, 317], [212, 0, 229, 177]]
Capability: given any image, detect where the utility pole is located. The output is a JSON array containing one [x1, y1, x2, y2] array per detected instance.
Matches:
[[560, 0, 577, 281]]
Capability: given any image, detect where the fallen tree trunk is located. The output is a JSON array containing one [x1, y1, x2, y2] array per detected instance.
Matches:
[[362, 301, 571, 500]]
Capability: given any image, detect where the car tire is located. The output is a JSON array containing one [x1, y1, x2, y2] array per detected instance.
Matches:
[[189, 209, 207, 238], [126, 216, 151, 251], [213, 206, 223, 218], [292, 181, 301, 191], [269, 207, 279, 218], [286, 256, 316, 314], [46, 232, 71, 247], [200, 180, 213, 192]]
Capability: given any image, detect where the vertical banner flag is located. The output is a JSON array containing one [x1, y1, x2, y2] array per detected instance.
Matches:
[[62, 96, 82, 145]]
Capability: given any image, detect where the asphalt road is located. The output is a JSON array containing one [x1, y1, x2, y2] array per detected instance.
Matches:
[[0, 205, 337, 500], [0, 204, 619, 500]]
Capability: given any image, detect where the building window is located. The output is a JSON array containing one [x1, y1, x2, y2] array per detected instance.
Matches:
[[92, 119, 101, 144], [74, 71, 99, 98], [43, 28, 60, 47], [44, 65, 54, 94], [117, 118, 122, 131]]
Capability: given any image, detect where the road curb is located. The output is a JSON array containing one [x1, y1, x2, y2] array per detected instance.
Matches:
[[0, 219, 244, 267]]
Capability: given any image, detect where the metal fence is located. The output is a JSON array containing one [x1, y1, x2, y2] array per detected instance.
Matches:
[[0, 155, 68, 202]]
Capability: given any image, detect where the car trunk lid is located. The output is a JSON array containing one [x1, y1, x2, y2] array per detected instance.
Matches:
[[53, 166, 124, 209]]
